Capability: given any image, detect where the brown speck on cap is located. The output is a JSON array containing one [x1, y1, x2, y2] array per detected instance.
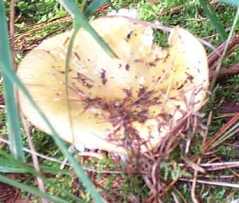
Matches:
[[125, 64, 130, 71], [73, 52, 81, 61], [100, 69, 107, 85], [75, 72, 93, 88], [154, 57, 160, 62], [186, 72, 194, 82], [157, 76, 162, 81], [148, 62, 156, 67], [134, 59, 143, 63], [122, 88, 132, 97], [125, 30, 133, 41], [176, 83, 184, 90]]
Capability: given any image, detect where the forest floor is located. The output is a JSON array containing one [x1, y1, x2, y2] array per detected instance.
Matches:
[[1, 0, 239, 202]]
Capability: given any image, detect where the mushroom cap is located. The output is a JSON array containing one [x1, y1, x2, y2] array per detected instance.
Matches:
[[17, 16, 208, 154]]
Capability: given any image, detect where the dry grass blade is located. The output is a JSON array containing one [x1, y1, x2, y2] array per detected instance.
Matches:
[[180, 178, 239, 189], [203, 112, 239, 152], [190, 158, 201, 203], [21, 116, 48, 203], [201, 161, 239, 171]]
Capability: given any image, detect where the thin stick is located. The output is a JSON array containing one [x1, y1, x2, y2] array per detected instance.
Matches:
[[210, 64, 239, 80], [191, 158, 201, 203], [180, 178, 239, 189], [0, 137, 123, 174], [21, 116, 48, 203], [203, 112, 239, 152], [200, 161, 239, 171]]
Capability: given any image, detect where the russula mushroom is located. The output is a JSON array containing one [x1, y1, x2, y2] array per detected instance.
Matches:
[[17, 14, 208, 155]]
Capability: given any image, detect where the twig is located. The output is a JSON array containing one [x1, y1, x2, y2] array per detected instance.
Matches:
[[203, 112, 239, 152], [191, 158, 201, 203], [180, 178, 239, 189], [171, 192, 180, 203], [21, 116, 48, 203], [210, 64, 239, 80], [0, 137, 123, 174], [200, 161, 239, 171], [179, 161, 239, 171]]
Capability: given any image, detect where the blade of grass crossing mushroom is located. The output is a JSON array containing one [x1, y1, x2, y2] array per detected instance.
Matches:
[[220, 0, 239, 7], [199, 0, 227, 40], [63, 28, 79, 152], [0, 0, 25, 162], [0, 62, 105, 203], [0, 3, 105, 202], [0, 5, 103, 201], [58, 0, 117, 58], [63, 0, 111, 146], [0, 174, 67, 203]]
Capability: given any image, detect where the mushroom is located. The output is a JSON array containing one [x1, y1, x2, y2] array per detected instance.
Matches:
[[17, 15, 208, 155]]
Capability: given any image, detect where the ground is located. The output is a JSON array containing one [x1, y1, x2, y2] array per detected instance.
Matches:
[[1, 0, 239, 202]]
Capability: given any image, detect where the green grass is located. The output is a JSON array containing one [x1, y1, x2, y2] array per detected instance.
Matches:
[[1, 0, 239, 202]]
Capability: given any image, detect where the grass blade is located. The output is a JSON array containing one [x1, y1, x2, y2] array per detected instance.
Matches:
[[0, 47, 105, 203], [0, 2, 105, 201], [0, 60, 105, 203], [84, 0, 110, 17], [0, 158, 33, 173], [58, 0, 117, 57], [0, 149, 40, 175], [0, 0, 25, 161], [0, 174, 67, 203], [199, 0, 227, 39]]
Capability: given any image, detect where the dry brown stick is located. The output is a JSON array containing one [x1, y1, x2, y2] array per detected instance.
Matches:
[[216, 64, 239, 80], [203, 112, 239, 152], [21, 116, 48, 203], [160, 5, 183, 16], [180, 178, 239, 189], [160, 179, 179, 198], [208, 35, 239, 68], [191, 158, 201, 203], [201, 161, 239, 171], [14, 16, 71, 39]]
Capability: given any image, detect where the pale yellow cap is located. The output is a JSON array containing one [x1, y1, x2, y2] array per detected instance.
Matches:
[[17, 16, 208, 154]]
